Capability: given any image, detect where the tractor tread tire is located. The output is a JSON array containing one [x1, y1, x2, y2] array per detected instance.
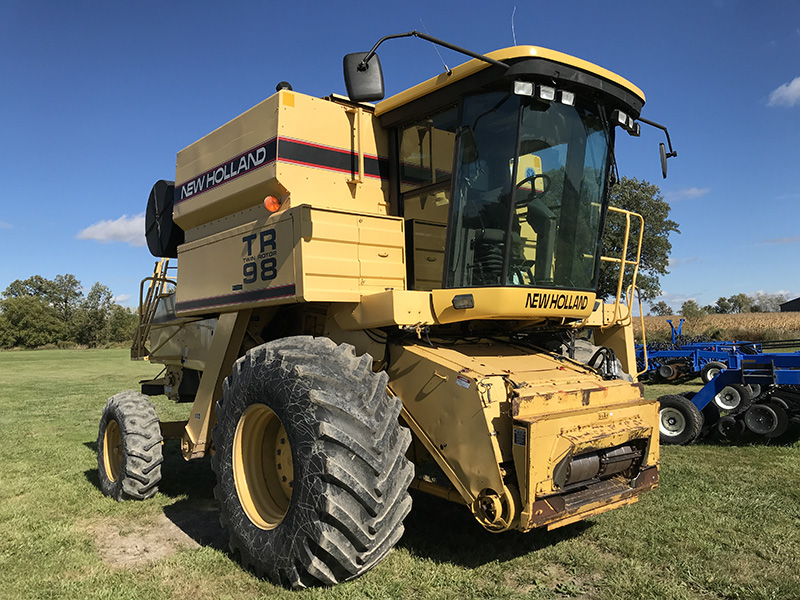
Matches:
[[97, 390, 163, 501], [659, 394, 703, 445], [211, 336, 413, 589]]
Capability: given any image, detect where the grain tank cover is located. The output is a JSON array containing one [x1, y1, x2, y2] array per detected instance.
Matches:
[[172, 90, 389, 232]]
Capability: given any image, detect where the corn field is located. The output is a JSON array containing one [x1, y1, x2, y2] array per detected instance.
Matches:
[[634, 312, 800, 343]]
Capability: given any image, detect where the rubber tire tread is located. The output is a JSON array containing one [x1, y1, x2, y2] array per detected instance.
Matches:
[[97, 390, 163, 500], [700, 361, 726, 384], [659, 394, 703, 445], [211, 336, 413, 589]]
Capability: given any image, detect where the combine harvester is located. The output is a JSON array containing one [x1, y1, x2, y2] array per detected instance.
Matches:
[[97, 31, 677, 588]]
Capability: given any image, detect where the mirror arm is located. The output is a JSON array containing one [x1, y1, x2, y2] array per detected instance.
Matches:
[[637, 116, 677, 158], [358, 30, 509, 71]]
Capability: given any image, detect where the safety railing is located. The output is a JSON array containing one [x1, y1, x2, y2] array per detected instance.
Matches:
[[599, 207, 644, 330], [131, 258, 176, 360]]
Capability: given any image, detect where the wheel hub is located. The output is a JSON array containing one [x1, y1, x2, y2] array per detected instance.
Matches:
[[659, 407, 686, 437], [103, 420, 122, 482], [233, 404, 293, 530]]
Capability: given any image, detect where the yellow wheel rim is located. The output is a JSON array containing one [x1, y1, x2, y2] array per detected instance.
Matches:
[[103, 420, 122, 482], [233, 404, 294, 530]]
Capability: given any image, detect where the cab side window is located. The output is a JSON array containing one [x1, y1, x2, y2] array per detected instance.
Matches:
[[398, 107, 458, 290]]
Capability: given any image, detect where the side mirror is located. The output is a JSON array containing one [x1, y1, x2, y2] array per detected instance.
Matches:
[[659, 143, 668, 179], [343, 53, 385, 102]]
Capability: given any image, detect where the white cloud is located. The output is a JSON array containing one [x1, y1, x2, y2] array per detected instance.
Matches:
[[113, 294, 132, 304], [761, 235, 800, 245], [664, 187, 711, 202], [77, 213, 145, 246], [668, 256, 701, 268], [0, 220, 11, 229], [767, 77, 800, 107]]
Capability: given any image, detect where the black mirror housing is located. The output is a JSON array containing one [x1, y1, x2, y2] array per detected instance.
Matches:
[[343, 52, 385, 102], [659, 143, 668, 179]]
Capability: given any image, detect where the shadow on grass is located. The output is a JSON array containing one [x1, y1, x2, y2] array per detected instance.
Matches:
[[398, 491, 591, 568], [84, 438, 590, 570], [84, 439, 228, 553]]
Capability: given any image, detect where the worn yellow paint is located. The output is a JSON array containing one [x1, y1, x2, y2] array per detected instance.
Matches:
[[387, 340, 659, 533]]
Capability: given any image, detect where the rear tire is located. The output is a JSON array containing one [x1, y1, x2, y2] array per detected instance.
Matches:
[[659, 394, 703, 445], [211, 336, 413, 589], [97, 391, 163, 500]]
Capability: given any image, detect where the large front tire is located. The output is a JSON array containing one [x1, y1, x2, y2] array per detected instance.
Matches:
[[97, 391, 163, 500], [212, 336, 413, 589]]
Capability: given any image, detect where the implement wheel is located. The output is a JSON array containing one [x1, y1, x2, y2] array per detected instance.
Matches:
[[713, 384, 752, 412], [212, 336, 413, 589], [659, 394, 703, 445], [700, 361, 726, 384], [97, 391, 163, 500]]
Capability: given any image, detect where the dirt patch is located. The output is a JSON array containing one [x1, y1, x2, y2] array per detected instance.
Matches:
[[89, 500, 227, 567]]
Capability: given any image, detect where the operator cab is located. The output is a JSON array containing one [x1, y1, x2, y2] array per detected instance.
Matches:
[[349, 44, 655, 318]]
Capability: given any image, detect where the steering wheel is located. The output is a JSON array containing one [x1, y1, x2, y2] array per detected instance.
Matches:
[[515, 173, 551, 205]]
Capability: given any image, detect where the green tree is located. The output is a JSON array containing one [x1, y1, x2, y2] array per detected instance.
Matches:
[[680, 299, 706, 320], [713, 296, 733, 314], [49, 274, 83, 324], [649, 300, 673, 316], [598, 177, 680, 301], [0, 296, 64, 348], [107, 304, 139, 342], [728, 293, 752, 314], [3, 275, 55, 299], [72, 283, 114, 347]]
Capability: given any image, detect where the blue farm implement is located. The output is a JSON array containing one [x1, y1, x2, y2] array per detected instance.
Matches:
[[638, 318, 762, 383], [658, 350, 800, 445]]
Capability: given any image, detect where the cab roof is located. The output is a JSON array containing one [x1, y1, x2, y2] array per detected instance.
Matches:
[[375, 45, 645, 124]]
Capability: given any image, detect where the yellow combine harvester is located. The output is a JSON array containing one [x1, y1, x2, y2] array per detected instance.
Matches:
[[97, 31, 675, 588]]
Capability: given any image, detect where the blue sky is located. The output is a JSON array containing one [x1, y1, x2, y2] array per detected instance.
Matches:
[[1, 0, 799, 311]]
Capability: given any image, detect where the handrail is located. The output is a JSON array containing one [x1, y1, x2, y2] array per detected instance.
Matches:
[[598, 207, 644, 330], [131, 258, 176, 359], [633, 285, 650, 377]]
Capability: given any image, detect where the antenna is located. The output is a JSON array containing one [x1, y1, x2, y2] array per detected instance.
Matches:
[[419, 19, 452, 75], [512, 6, 517, 46]]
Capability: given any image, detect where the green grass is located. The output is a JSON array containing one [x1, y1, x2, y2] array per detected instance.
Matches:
[[2, 349, 800, 599]]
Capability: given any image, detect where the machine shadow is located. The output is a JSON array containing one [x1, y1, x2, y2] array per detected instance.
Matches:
[[85, 438, 228, 551], [398, 490, 591, 569], [85, 438, 588, 569]]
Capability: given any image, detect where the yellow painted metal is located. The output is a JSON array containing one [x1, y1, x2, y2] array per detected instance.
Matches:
[[376, 46, 645, 117], [431, 287, 595, 323], [408, 221, 446, 290], [103, 420, 122, 482], [173, 91, 389, 233], [182, 310, 251, 459], [233, 404, 292, 530], [331, 289, 435, 330], [388, 340, 658, 533], [599, 207, 644, 330], [175, 205, 406, 317], [388, 344, 512, 506], [132, 258, 175, 360]]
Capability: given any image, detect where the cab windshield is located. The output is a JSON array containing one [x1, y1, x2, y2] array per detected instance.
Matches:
[[445, 91, 611, 291]]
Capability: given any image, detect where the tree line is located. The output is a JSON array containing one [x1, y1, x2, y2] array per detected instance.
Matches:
[[0, 274, 138, 349], [650, 292, 788, 318]]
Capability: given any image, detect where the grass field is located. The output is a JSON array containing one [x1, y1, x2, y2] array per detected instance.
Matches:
[[2, 349, 800, 599]]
